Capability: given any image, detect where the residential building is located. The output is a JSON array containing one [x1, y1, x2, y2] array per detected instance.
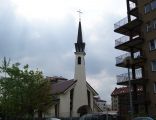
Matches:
[[94, 96, 107, 111], [114, 0, 156, 117], [111, 87, 143, 119]]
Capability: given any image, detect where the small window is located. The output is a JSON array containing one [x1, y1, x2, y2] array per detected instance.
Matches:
[[151, 0, 156, 10], [144, 4, 151, 14], [78, 57, 81, 64], [146, 22, 153, 32], [154, 82, 156, 93], [153, 19, 156, 30], [151, 60, 156, 71], [149, 39, 156, 51]]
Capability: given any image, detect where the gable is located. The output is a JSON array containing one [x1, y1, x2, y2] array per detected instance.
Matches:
[[86, 82, 98, 96], [51, 80, 77, 94]]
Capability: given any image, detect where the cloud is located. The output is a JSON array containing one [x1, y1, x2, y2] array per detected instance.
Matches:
[[87, 70, 117, 104], [0, 0, 127, 103]]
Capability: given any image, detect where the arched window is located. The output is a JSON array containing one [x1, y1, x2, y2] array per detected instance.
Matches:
[[78, 57, 81, 64]]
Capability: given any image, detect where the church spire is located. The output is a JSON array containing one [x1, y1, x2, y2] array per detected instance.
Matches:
[[77, 21, 83, 43], [75, 19, 85, 52]]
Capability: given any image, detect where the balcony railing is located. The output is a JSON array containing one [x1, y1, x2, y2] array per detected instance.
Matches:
[[115, 35, 141, 47], [130, 2, 136, 10], [116, 52, 142, 65], [116, 53, 130, 65], [117, 68, 143, 84], [115, 36, 130, 47], [114, 16, 136, 30]]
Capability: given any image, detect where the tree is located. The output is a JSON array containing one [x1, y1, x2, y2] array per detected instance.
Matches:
[[0, 59, 53, 120]]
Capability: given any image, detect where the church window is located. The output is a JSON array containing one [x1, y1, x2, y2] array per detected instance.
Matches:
[[55, 104, 59, 117], [78, 57, 81, 64], [70, 89, 74, 116], [87, 90, 91, 107]]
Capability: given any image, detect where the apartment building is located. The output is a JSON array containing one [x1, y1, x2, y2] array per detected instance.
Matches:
[[111, 87, 143, 119], [114, 0, 156, 117]]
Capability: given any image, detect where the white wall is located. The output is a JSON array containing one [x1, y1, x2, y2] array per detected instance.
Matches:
[[59, 92, 71, 117], [73, 52, 88, 117]]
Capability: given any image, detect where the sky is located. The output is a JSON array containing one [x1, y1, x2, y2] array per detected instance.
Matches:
[[0, 0, 128, 104]]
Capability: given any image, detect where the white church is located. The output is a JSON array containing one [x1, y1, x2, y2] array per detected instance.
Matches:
[[45, 20, 105, 118]]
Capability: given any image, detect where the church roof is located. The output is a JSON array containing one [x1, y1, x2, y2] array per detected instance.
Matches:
[[51, 79, 77, 94], [50, 78, 98, 96]]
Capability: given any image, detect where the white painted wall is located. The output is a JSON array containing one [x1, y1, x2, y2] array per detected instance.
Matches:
[[73, 52, 88, 117], [59, 92, 71, 117], [46, 91, 71, 118]]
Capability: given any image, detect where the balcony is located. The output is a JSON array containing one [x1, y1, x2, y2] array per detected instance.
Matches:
[[115, 35, 143, 52], [129, 0, 137, 3], [114, 16, 142, 36], [129, 2, 138, 17], [116, 52, 145, 68], [116, 68, 145, 85]]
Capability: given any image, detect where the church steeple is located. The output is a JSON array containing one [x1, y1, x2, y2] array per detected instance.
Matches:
[[75, 21, 85, 52], [73, 16, 88, 117]]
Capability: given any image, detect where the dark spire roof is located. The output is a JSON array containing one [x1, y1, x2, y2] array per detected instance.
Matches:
[[77, 21, 83, 43], [75, 21, 85, 52]]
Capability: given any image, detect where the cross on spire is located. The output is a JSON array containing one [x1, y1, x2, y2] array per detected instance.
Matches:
[[77, 10, 83, 21]]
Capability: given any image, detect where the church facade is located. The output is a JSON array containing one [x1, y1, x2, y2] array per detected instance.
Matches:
[[45, 20, 103, 118]]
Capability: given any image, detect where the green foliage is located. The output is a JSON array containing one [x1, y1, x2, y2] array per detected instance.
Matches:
[[0, 58, 53, 119]]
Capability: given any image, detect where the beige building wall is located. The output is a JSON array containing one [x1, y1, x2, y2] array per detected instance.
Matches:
[[111, 96, 118, 111], [137, 0, 156, 115]]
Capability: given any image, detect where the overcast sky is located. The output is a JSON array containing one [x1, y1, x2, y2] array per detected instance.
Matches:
[[0, 0, 128, 104]]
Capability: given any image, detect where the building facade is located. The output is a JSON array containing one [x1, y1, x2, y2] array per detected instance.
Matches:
[[114, 0, 156, 117], [94, 96, 107, 111], [111, 87, 143, 119]]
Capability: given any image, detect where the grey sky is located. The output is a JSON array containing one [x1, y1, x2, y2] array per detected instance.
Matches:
[[0, 0, 127, 103]]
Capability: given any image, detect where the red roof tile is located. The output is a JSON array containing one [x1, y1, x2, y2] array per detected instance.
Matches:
[[111, 86, 143, 96]]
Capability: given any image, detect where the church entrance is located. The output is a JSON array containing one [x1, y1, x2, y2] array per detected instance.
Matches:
[[77, 105, 92, 117]]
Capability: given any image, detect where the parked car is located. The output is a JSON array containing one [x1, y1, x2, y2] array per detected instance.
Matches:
[[46, 118, 60, 120], [79, 113, 117, 120], [133, 117, 154, 120]]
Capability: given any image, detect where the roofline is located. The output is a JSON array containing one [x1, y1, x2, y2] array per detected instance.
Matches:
[[63, 80, 77, 94], [86, 82, 98, 96], [94, 101, 103, 112]]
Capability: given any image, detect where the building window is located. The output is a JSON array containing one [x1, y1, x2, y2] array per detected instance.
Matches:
[[78, 57, 81, 64], [151, 60, 156, 71], [149, 39, 156, 50], [55, 104, 59, 117], [144, 4, 151, 14], [70, 89, 74, 116], [146, 22, 153, 32], [87, 90, 91, 107], [153, 19, 156, 30], [154, 82, 156, 93], [151, 0, 156, 10]]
